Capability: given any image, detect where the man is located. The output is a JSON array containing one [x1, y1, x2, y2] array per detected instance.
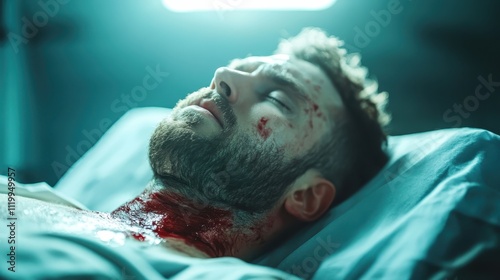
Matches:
[[1, 27, 389, 269], [134, 27, 389, 260]]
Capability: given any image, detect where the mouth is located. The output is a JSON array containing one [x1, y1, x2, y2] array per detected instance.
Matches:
[[197, 99, 225, 129]]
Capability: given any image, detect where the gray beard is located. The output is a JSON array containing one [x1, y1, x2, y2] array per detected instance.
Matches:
[[148, 87, 313, 214]]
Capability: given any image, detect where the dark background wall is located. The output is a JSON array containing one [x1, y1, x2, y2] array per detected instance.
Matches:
[[1, 0, 499, 186]]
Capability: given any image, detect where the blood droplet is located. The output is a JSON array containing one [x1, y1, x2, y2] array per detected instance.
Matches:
[[257, 117, 271, 140]]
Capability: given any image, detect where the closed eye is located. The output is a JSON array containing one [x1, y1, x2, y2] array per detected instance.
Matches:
[[267, 96, 291, 111]]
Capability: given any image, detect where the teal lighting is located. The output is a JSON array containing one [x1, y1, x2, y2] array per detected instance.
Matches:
[[162, 0, 336, 12]]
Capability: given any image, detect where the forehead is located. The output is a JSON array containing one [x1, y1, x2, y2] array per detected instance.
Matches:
[[230, 55, 343, 107]]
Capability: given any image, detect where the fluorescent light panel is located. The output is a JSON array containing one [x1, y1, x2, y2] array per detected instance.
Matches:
[[162, 0, 336, 12]]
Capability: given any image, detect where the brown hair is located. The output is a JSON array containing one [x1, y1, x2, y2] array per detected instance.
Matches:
[[276, 27, 391, 205]]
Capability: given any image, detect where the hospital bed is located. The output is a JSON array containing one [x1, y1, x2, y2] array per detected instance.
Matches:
[[1, 107, 499, 279]]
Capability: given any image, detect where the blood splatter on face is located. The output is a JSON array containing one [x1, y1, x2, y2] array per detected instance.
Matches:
[[221, 55, 343, 155], [257, 117, 271, 140], [303, 102, 318, 129], [136, 55, 346, 259]]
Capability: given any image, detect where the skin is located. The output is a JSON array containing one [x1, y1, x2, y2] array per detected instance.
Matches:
[[144, 54, 344, 260], [205, 54, 343, 156], [3, 55, 345, 262]]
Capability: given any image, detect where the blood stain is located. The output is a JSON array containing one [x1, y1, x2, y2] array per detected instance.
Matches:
[[257, 117, 271, 140], [132, 233, 146, 241], [111, 191, 235, 257]]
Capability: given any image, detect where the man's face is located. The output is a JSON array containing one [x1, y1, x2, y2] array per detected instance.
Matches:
[[149, 55, 343, 213]]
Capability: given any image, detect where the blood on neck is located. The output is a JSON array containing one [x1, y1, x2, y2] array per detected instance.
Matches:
[[111, 188, 265, 257]]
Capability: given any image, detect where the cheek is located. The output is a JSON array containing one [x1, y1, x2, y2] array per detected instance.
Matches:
[[249, 101, 328, 154], [253, 116, 293, 142], [251, 116, 309, 156]]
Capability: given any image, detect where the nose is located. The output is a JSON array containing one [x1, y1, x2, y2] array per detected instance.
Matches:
[[211, 67, 252, 105]]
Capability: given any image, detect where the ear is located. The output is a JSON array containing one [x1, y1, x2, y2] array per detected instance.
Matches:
[[284, 175, 336, 222]]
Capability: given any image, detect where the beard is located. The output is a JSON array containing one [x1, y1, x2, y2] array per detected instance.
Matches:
[[148, 87, 312, 215]]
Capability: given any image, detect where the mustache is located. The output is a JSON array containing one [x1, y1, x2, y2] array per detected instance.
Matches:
[[210, 91, 237, 130], [192, 88, 237, 130]]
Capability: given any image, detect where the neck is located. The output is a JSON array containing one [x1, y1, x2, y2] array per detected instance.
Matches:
[[111, 186, 276, 259]]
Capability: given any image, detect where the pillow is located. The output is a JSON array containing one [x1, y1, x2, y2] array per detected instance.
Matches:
[[254, 128, 500, 279], [55, 107, 169, 211], [55, 107, 500, 279]]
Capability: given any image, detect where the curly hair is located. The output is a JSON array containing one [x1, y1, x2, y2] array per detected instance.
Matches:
[[275, 27, 391, 205]]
